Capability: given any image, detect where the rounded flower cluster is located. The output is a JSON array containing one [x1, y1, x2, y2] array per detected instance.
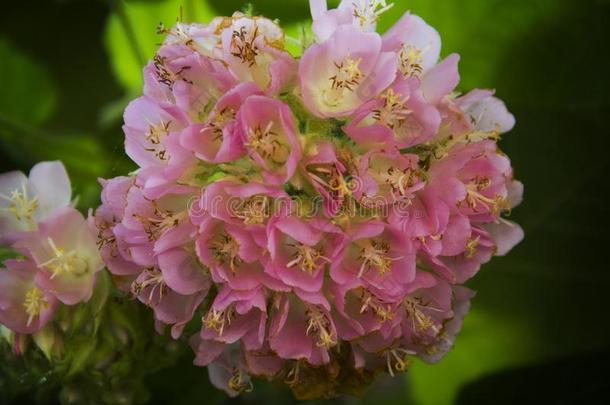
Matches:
[[93, 1, 524, 397]]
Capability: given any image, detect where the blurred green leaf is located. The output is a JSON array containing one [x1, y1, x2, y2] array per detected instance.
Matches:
[[104, 0, 216, 94], [283, 21, 313, 57], [378, 0, 564, 90], [0, 38, 57, 125], [0, 117, 110, 208]]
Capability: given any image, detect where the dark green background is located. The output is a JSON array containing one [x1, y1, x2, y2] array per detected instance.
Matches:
[[1, 0, 609, 404]]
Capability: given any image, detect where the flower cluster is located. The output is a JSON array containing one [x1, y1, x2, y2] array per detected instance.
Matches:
[[0, 162, 103, 354], [93, 1, 524, 398]]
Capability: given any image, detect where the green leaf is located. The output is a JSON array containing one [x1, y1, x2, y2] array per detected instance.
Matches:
[[0, 38, 57, 125], [104, 0, 216, 94]]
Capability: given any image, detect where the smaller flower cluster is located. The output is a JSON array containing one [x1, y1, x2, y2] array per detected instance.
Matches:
[[94, 1, 525, 398], [0, 162, 103, 354]]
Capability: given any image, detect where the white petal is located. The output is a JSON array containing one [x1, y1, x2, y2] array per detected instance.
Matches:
[[28, 161, 71, 220], [485, 220, 524, 256]]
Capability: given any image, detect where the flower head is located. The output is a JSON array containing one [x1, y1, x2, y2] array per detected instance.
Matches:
[[93, 4, 524, 398]]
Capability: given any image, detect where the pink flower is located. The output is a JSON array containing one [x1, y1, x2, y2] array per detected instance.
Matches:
[[266, 216, 343, 293], [180, 82, 262, 163], [0, 259, 58, 334], [131, 267, 207, 339], [344, 76, 441, 149], [236, 95, 303, 185], [357, 149, 425, 207], [195, 216, 281, 291], [402, 280, 475, 364], [331, 220, 416, 300], [197, 180, 290, 230], [15, 207, 103, 305], [123, 96, 189, 169], [310, 0, 395, 42], [382, 12, 441, 79], [200, 286, 267, 350], [91, 176, 141, 276], [219, 13, 297, 94], [161, 52, 237, 122], [300, 141, 355, 217], [456, 89, 516, 134], [0, 161, 71, 239], [299, 24, 397, 118], [268, 292, 337, 365]]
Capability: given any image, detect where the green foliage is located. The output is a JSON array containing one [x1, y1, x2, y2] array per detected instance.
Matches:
[[0, 38, 57, 125]]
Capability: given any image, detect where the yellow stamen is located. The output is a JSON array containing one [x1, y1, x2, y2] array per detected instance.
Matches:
[[287, 243, 330, 275], [233, 195, 270, 225], [398, 44, 424, 78], [305, 305, 336, 348], [23, 287, 48, 327], [465, 236, 481, 258], [231, 25, 260, 67], [403, 297, 441, 334], [131, 268, 166, 303], [203, 306, 235, 336], [463, 177, 508, 215], [209, 232, 242, 272], [228, 368, 253, 393], [357, 238, 401, 276], [352, 0, 394, 28], [133, 202, 187, 241], [246, 121, 289, 165], [386, 347, 413, 377], [373, 88, 412, 128], [39, 238, 87, 278], [0, 183, 38, 225], [359, 289, 395, 322]]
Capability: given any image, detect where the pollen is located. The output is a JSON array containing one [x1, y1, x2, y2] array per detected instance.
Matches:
[[23, 287, 48, 327], [0, 183, 38, 224], [373, 88, 412, 129], [133, 202, 186, 241], [359, 289, 395, 322], [246, 122, 289, 165], [231, 25, 260, 67], [352, 0, 394, 28], [329, 55, 363, 92], [305, 305, 336, 349], [39, 238, 87, 278], [465, 235, 480, 258], [287, 242, 330, 275], [464, 177, 508, 215], [210, 232, 242, 272], [386, 347, 413, 377], [403, 296, 439, 334], [204, 306, 235, 336], [228, 368, 253, 393], [131, 267, 166, 303], [382, 166, 418, 197], [146, 119, 171, 145], [233, 195, 270, 225], [357, 238, 399, 277], [399, 44, 424, 78]]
